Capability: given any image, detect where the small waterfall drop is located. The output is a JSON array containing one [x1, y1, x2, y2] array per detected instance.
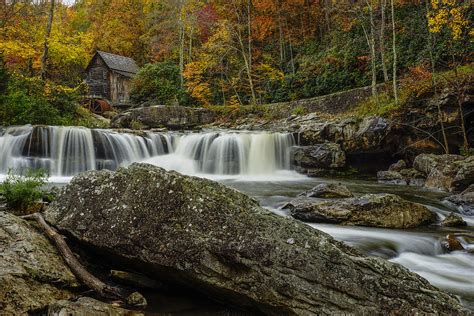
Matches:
[[0, 126, 297, 179], [146, 131, 295, 176]]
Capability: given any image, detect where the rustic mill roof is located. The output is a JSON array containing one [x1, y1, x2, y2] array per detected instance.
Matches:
[[95, 51, 139, 77]]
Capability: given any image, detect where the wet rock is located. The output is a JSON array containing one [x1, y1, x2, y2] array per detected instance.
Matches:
[[441, 234, 465, 252], [299, 183, 353, 198], [388, 160, 407, 172], [377, 170, 407, 185], [297, 122, 328, 144], [285, 193, 437, 228], [47, 297, 143, 316], [413, 154, 474, 192], [44, 164, 469, 315], [377, 168, 425, 187], [125, 292, 147, 308], [111, 105, 216, 130], [297, 117, 393, 157], [342, 117, 392, 155], [110, 270, 163, 289], [0, 212, 78, 314], [445, 185, 474, 215], [292, 143, 346, 172], [441, 212, 467, 227]]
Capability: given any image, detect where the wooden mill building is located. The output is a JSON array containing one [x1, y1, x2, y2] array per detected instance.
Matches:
[[85, 51, 139, 107]]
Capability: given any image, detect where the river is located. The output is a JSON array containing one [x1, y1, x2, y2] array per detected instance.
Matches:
[[1, 125, 473, 310]]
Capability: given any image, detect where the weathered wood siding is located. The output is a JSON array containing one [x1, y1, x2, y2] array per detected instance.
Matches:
[[86, 57, 110, 100], [109, 73, 132, 103]]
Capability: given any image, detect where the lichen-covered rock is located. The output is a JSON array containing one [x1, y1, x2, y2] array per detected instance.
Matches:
[[299, 183, 353, 198], [292, 143, 346, 172], [413, 154, 474, 192], [0, 212, 78, 314], [377, 170, 407, 185], [297, 117, 392, 157], [377, 168, 425, 187], [341, 117, 392, 155], [48, 297, 143, 316], [285, 194, 437, 229], [111, 105, 216, 130], [445, 185, 474, 215], [441, 212, 467, 227], [44, 164, 469, 315], [388, 160, 407, 172]]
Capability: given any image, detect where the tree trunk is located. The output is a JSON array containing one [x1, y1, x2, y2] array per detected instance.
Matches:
[[288, 30, 296, 76], [380, 0, 389, 82], [453, 58, 469, 151], [178, 0, 185, 89], [324, 0, 332, 34], [363, 0, 379, 104], [390, 0, 398, 104], [247, 0, 257, 104], [425, 0, 449, 153], [188, 25, 193, 63], [40, 0, 55, 80], [277, 1, 285, 67]]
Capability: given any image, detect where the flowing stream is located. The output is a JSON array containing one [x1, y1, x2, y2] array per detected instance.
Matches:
[[0, 125, 473, 310]]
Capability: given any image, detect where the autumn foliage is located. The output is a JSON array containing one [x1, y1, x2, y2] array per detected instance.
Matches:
[[0, 0, 472, 109]]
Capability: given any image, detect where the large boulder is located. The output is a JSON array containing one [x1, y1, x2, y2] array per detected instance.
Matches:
[[413, 154, 474, 192], [0, 212, 78, 314], [111, 105, 217, 130], [44, 164, 468, 315], [297, 117, 393, 157], [341, 117, 392, 155], [284, 194, 437, 228], [292, 143, 346, 172]]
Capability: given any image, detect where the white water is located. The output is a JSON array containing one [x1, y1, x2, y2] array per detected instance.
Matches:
[[0, 125, 297, 179], [144, 131, 299, 180], [1, 125, 473, 310], [311, 223, 474, 304]]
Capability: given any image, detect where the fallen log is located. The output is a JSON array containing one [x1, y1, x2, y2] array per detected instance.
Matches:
[[22, 212, 146, 307]]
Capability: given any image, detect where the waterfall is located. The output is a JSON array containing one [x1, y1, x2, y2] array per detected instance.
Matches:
[[146, 131, 295, 176], [0, 126, 296, 179]]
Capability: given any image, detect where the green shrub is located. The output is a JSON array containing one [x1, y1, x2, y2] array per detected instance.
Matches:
[[130, 119, 145, 130], [0, 169, 48, 213], [460, 146, 474, 157], [292, 105, 308, 116], [0, 74, 80, 126], [130, 62, 191, 106]]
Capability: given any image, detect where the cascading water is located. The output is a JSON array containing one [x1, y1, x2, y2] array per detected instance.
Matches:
[[0, 125, 173, 177], [0, 125, 296, 179], [146, 131, 295, 176]]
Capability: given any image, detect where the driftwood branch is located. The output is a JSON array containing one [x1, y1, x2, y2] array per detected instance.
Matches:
[[21, 213, 125, 300]]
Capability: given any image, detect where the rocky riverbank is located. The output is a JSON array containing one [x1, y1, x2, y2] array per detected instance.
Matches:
[[1, 163, 473, 314], [26, 164, 474, 314], [378, 154, 474, 193], [0, 212, 79, 314]]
